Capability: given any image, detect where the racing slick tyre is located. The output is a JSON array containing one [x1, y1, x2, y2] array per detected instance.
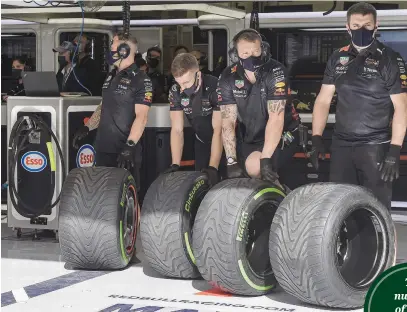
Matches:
[[269, 183, 396, 309], [59, 167, 139, 270], [140, 171, 210, 278], [192, 178, 286, 296]]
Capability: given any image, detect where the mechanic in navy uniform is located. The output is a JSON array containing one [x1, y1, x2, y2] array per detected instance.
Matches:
[[217, 29, 301, 186], [311, 2, 407, 209], [163, 52, 225, 186], [72, 33, 152, 191]]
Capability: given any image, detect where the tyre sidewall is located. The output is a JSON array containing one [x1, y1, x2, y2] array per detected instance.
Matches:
[[181, 174, 210, 267], [233, 182, 286, 294], [116, 171, 138, 267], [322, 189, 396, 303]]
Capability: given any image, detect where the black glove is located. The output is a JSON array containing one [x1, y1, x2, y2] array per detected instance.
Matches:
[[162, 164, 180, 174], [308, 135, 326, 170], [117, 144, 138, 170], [260, 158, 280, 184], [72, 125, 90, 149], [202, 166, 219, 187], [226, 161, 245, 179], [379, 144, 401, 182]]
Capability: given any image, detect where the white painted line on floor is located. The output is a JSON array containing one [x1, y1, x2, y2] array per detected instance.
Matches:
[[11, 288, 29, 303]]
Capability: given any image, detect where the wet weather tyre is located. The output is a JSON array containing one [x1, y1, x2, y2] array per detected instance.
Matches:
[[192, 178, 286, 296], [269, 183, 396, 308], [140, 171, 210, 278], [59, 167, 139, 270]]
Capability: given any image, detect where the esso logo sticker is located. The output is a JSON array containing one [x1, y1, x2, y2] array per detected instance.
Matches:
[[21, 151, 47, 172], [76, 144, 96, 168]]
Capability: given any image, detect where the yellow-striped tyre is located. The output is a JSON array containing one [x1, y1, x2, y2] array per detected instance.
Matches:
[[192, 178, 286, 296], [140, 171, 210, 278]]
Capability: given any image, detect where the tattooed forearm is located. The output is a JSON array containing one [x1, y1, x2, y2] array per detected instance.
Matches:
[[267, 100, 285, 115], [220, 105, 237, 160], [86, 102, 102, 130]]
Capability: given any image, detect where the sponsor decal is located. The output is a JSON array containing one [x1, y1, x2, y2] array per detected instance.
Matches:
[[231, 65, 237, 73], [185, 180, 205, 212], [275, 82, 285, 88], [273, 70, 284, 76], [339, 45, 350, 52], [340, 56, 349, 65], [144, 92, 152, 103], [120, 78, 131, 85], [236, 211, 249, 241], [21, 151, 47, 173], [235, 80, 244, 89], [364, 67, 378, 73], [171, 84, 178, 92], [181, 98, 189, 107], [365, 58, 379, 67], [273, 67, 282, 72], [105, 295, 297, 311], [76, 144, 96, 168], [400, 74, 407, 80]]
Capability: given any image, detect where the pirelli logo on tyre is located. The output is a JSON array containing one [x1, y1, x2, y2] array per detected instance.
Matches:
[[185, 179, 205, 212]]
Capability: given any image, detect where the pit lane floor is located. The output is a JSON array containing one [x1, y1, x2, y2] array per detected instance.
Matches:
[[1, 213, 406, 312]]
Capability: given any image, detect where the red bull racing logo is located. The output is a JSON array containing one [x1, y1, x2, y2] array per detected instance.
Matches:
[[21, 151, 47, 172], [76, 144, 96, 168]]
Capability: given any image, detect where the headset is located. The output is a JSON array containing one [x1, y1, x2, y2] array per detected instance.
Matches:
[[228, 28, 271, 64]]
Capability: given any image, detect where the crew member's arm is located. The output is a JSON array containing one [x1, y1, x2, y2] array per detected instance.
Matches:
[[261, 67, 290, 158], [387, 54, 407, 146], [208, 90, 223, 169], [217, 75, 237, 162], [85, 101, 102, 130], [169, 85, 184, 165], [312, 56, 337, 135], [127, 77, 153, 144]]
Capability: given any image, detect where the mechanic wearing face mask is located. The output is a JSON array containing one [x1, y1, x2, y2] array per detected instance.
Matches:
[[217, 29, 301, 187], [163, 53, 225, 186], [310, 2, 407, 210], [72, 33, 153, 192], [3, 57, 29, 102], [146, 46, 166, 102], [53, 41, 94, 95]]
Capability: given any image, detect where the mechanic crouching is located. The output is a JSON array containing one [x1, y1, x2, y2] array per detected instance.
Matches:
[[163, 53, 225, 186], [72, 33, 153, 192], [310, 2, 407, 210], [217, 29, 301, 187]]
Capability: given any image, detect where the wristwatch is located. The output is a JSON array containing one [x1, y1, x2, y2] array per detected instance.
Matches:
[[227, 157, 237, 165], [126, 139, 136, 147]]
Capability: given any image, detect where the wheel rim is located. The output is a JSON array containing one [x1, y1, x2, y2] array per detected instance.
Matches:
[[123, 184, 137, 255], [246, 200, 279, 278], [335, 207, 388, 289]]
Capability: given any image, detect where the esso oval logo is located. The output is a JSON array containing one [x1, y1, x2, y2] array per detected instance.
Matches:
[[76, 144, 96, 168], [21, 151, 47, 172]]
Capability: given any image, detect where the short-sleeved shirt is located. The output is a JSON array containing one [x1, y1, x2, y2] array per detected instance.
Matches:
[[94, 63, 152, 153], [217, 59, 300, 144], [322, 40, 407, 144], [169, 74, 219, 144]]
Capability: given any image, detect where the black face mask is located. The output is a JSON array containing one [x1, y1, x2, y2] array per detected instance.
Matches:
[[148, 58, 160, 69], [58, 56, 68, 67], [350, 27, 375, 48], [11, 68, 22, 79], [183, 73, 199, 97], [239, 55, 264, 72]]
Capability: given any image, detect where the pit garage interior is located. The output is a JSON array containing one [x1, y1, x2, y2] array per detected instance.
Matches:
[[1, 1, 407, 312]]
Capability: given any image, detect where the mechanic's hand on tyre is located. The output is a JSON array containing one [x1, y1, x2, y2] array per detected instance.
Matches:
[[72, 125, 90, 149], [117, 145, 138, 170], [162, 164, 180, 174], [226, 162, 245, 179], [201, 166, 219, 187], [308, 135, 326, 170], [260, 158, 282, 187], [379, 144, 401, 182]]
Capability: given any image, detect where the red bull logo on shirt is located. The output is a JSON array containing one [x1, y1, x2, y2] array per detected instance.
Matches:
[[21, 151, 47, 172], [76, 144, 96, 168]]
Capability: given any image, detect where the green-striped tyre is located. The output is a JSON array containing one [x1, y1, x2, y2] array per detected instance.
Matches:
[[140, 171, 210, 278], [59, 167, 139, 270], [192, 178, 286, 296]]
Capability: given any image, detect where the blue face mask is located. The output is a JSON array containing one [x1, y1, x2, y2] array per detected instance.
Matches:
[[239, 55, 264, 72], [106, 50, 120, 66], [350, 27, 375, 47]]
